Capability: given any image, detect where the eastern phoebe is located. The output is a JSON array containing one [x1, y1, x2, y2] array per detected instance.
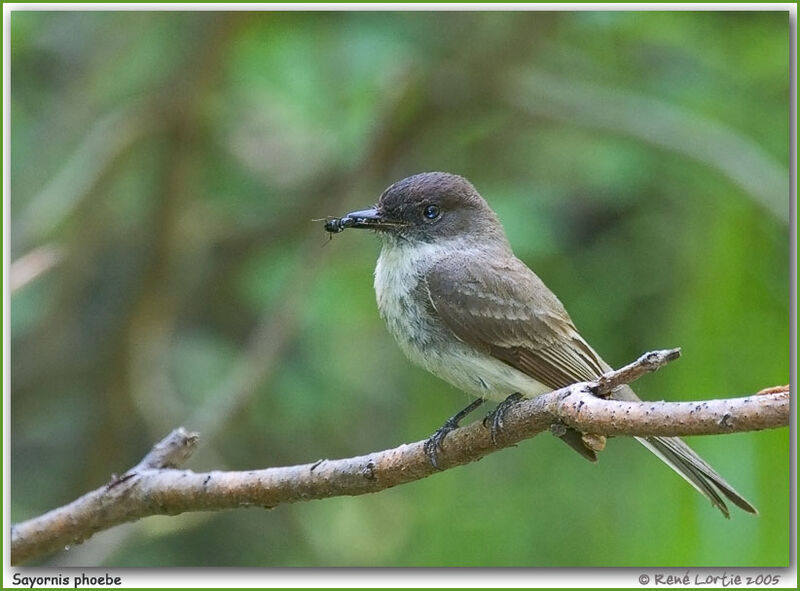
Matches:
[[328, 171, 756, 517]]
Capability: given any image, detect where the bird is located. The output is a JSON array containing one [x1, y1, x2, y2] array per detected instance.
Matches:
[[327, 171, 757, 518]]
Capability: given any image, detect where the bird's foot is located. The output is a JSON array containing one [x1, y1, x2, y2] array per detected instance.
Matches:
[[424, 398, 485, 470], [483, 392, 524, 446], [423, 418, 459, 470]]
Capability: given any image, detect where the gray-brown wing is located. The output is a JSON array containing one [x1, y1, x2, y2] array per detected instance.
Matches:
[[424, 253, 757, 517], [424, 253, 608, 390]]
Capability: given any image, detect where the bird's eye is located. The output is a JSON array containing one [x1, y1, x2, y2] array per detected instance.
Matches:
[[423, 204, 441, 220]]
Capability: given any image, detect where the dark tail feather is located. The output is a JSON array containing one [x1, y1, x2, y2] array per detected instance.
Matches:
[[637, 435, 758, 518], [607, 383, 757, 517]]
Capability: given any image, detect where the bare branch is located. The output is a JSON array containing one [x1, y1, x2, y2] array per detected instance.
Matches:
[[10, 350, 789, 565], [128, 427, 200, 472], [593, 348, 682, 395], [537, 388, 789, 438]]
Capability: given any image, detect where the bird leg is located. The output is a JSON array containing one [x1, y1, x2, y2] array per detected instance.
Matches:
[[424, 398, 486, 470], [483, 392, 524, 446]]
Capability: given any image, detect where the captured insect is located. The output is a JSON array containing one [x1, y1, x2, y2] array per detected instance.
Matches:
[[310, 216, 357, 242], [323, 216, 355, 234], [316, 209, 401, 239]]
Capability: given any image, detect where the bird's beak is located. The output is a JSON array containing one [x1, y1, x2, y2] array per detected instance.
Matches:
[[340, 208, 405, 230]]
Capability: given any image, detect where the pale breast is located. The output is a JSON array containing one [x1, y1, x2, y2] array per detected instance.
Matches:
[[374, 241, 443, 367], [373, 241, 551, 401]]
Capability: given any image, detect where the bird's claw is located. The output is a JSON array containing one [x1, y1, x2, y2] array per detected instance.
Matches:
[[423, 397, 486, 470], [424, 417, 459, 470], [483, 392, 523, 446]]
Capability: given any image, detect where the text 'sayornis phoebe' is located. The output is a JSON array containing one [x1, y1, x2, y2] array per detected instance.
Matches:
[[327, 171, 756, 517]]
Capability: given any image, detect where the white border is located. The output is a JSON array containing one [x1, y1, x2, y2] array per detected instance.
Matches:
[[1, 3, 798, 11], [3, 3, 797, 588]]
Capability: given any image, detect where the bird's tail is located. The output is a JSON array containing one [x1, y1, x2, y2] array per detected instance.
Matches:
[[635, 435, 758, 518], [611, 383, 757, 518]]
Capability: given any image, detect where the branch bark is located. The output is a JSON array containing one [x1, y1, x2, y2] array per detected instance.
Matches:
[[10, 349, 789, 565]]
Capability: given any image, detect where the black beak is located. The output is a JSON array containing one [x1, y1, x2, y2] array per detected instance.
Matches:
[[345, 208, 403, 229], [324, 208, 405, 233]]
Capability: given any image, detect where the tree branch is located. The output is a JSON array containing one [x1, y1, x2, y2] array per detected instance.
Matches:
[[10, 349, 789, 565]]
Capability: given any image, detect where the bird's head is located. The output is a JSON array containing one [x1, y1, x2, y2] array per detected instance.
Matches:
[[336, 172, 508, 247]]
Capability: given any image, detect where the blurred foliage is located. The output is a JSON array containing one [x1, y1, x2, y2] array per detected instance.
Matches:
[[9, 10, 790, 567]]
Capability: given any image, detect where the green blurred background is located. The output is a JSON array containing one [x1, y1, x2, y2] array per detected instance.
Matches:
[[9, 10, 790, 567]]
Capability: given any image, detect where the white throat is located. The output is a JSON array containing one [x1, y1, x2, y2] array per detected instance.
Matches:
[[374, 237, 464, 303]]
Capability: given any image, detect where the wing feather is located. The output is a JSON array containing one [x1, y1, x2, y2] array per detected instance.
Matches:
[[424, 254, 607, 389]]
